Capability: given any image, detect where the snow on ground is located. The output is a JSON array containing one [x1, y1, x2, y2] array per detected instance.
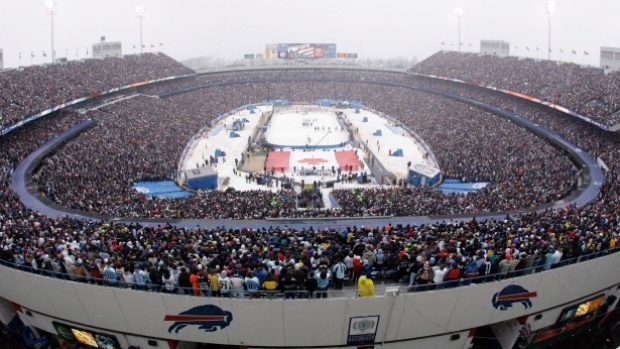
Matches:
[[181, 106, 273, 192], [179, 105, 441, 207], [344, 109, 439, 179]]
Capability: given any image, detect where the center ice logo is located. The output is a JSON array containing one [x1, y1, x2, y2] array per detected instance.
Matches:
[[164, 305, 233, 333], [298, 158, 329, 165]]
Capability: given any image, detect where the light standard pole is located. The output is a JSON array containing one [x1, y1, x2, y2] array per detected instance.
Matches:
[[135, 6, 147, 55], [454, 8, 464, 53], [545, 1, 555, 60], [45, 0, 59, 64]]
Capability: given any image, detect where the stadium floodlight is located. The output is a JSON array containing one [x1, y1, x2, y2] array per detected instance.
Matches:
[[135, 6, 147, 55], [545, 1, 555, 60], [454, 8, 464, 53], [45, 0, 60, 64]]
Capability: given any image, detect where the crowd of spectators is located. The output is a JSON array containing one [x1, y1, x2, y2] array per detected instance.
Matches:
[[0, 53, 193, 130], [0, 66, 617, 297], [410, 51, 620, 126], [33, 75, 577, 218]]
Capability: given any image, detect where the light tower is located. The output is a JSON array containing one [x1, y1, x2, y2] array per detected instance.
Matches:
[[545, 1, 555, 60], [454, 8, 465, 53], [45, 0, 59, 64], [135, 6, 147, 55]]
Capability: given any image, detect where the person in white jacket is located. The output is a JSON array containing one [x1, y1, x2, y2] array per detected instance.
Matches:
[[432, 263, 448, 285]]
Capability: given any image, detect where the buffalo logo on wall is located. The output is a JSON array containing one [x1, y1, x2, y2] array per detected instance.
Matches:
[[164, 305, 233, 333], [492, 285, 538, 310]]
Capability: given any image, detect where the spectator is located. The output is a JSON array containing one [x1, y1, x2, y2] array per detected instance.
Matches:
[[332, 259, 347, 290], [244, 271, 260, 298], [357, 275, 375, 297], [315, 266, 331, 299]]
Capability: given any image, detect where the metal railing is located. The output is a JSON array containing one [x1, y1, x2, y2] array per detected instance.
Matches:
[[1, 247, 618, 299]]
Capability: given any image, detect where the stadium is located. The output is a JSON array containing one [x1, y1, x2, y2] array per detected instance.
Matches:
[[1, 47, 620, 349]]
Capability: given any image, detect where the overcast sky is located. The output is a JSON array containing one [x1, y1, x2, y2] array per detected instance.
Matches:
[[0, 0, 618, 68]]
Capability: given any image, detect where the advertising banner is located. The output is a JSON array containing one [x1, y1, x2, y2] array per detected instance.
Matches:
[[347, 315, 379, 346]]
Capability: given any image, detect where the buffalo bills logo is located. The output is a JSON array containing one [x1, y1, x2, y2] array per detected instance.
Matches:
[[492, 285, 537, 311], [164, 305, 233, 333]]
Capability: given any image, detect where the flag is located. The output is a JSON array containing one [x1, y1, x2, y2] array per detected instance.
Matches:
[[159, 43, 163, 47], [549, 48, 552, 52], [572, 50, 576, 54], [441, 42, 445, 45], [468, 43, 472, 46], [560, 49, 564, 53], [31, 52, 34, 58], [515, 46, 518, 50], [526, 46, 529, 51], [584, 51, 589, 55], [133, 45, 136, 49], [536, 47, 539, 51], [19, 52, 21, 59], [42, 51, 47, 57], [150, 44, 154, 48]]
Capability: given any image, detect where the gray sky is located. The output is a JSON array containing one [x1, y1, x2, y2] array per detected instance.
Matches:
[[0, 0, 617, 68]]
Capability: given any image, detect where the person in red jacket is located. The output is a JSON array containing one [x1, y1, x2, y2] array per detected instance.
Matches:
[[443, 262, 462, 288], [352, 256, 362, 285]]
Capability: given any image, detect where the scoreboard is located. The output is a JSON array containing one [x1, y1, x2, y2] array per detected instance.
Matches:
[[265, 43, 336, 59]]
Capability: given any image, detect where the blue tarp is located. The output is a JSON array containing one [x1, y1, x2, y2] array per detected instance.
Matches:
[[132, 181, 191, 199], [435, 181, 489, 194], [408, 168, 441, 187], [187, 175, 218, 191]]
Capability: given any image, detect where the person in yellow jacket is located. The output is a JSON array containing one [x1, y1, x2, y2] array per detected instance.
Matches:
[[357, 275, 375, 297]]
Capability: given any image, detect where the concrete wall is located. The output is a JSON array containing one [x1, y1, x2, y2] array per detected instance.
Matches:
[[0, 250, 618, 348]]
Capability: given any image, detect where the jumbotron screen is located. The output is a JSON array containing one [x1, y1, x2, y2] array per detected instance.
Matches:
[[265, 43, 337, 59]]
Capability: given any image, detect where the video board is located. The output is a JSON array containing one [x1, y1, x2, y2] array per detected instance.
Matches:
[[266, 43, 336, 59]]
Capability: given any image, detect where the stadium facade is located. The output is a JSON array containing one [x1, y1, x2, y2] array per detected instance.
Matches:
[[0, 61, 618, 349]]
